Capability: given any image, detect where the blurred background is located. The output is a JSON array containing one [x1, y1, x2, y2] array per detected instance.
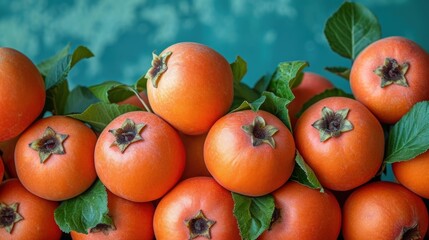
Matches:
[[1, 0, 428, 92]]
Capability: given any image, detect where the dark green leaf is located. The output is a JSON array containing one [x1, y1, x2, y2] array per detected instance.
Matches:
[[260, 91, 292, 131], [70, 46, 94, 68], [231, 95, 266, 113], [54, 180, 110, 234], [267, 61, 309, 101], [253, 74, 272, 94], [324, 2, 381, 59], [68, 102, 140, 132], [296, 88, 354, 119], [231, 55, 248, 83], [385, 101, 429, 163], [44, 80, 70, 115], [89, 81, 134, 103], [135, 76, 148, 92], [231, 56, 260, 104], [64, 86, 99, 114], [325, 66, 351, 80], [232, 193, 275, 240], [37, 44, 71, 77], [290, 71, 304, 89], [291, 151, 324, 191]]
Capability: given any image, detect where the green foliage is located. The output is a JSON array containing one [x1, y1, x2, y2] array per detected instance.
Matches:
[[325, 66, 351, 80], [291, 151, 324, 191], [267, 61, 308, 100], [232, 193, 275, 240]]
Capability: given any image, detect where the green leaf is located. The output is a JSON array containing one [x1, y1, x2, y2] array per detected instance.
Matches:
[[253, 74, 272, 94], [232, 193, 275, 240], [68, 102, 140, 132], [44, 45, 94, 90], [64, 86, 99, 114], [291, 151, 324, 191], [260, 91, 292, 131], [324, 2, 381, 60], [296, 88, 354, 119], [44, 80, 70, 115], [231, 55, 248, 83], [89, 81, 134, 103], [231, 95, 266, 113], [231, 56, 260, 104], [135, 76, 148, 92], [325, 66, 351, 80], [54, 180, 110, 234], [385, 101, 429, 163], [267, 61, 309, 101], [37, 44, 71, 77]]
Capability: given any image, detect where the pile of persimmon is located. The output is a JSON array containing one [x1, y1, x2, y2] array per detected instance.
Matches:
[[1, 33, 429, 240]]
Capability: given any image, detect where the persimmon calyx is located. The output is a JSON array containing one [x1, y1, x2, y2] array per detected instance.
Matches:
[[0, 202, 24, 233], [242, 116, 278, 148], [145, 51, 172, 88], [109, 118, 145, 153], [312, 107, 353, 142], [184, 210, 216, 240], [399, 223, 421, 240], [29, 126, 68, 163], [374, 58, 410, 88]]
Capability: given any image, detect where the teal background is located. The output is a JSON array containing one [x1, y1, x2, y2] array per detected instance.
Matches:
[[1, 0, 428, 92]]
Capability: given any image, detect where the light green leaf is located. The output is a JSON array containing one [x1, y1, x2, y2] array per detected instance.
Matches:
[[260, 91, 292, 131], [324, 2, 381, 59], [385, 101, 429, 163], [267, 61, 309, 101], [89, 81, 134, 103], [231, 95, 266, 113], [68, 102, 140, 132], [291, 151, 324, 191], [54, 180, 111, 234], [232, 193, 275, 240], [37, 44, 71, 77]]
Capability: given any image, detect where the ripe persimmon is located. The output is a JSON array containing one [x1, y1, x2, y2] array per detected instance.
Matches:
[[94, 111, 185, 202], [350, 36, 429, 124], [146, 42, 234, 135], [259, 181, 341, 240], [204, 110, 296, 196], [342, 181, 428, 239], [0, 178, 61, 240], [0, 136, 19, 178], [153, 177, 241, 240], [179, 132, 211, 180], [289, 72, 334, 127], [70, 190, 155, 240], [294, 97, 385, 191], [392, 150, 429, 199], [15, 116, 97, 201], [0, 47, 46, 142]]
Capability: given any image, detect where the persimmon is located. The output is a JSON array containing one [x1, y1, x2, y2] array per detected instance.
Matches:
[[15, 116, 97, 201], [0, 178, 61, 240], [94, 111, 185, 202], [153, 177, 241, 240], [0, 47, 46, 142], [146, 42, 234, 135], [294, 97, 384, 191], [0, 156, 4, 181], [392, 150, 429, 199], [0, 136, 19, 178], [204, 110, 296, 196], [289, 72, 334, 127], [342, 181, 428, 239], [259, 181, 341, 240], [70, 190, 155, 240], [179, 132, 211, 180], [350, 36, 429, 124]]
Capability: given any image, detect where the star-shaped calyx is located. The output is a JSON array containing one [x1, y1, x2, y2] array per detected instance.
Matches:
[[29, 126, 68, 163], [145, 51, 172, 88], [0, 202, 24, 233], [374, 57, 410, 88], [109, 118, 146, 153], [312, 106, 353, 142], [242, 116, 278, 148], [184, 210, 216, 239]]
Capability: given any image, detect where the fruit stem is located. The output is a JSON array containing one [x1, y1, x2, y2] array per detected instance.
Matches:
[[122, 85, 153, 113]]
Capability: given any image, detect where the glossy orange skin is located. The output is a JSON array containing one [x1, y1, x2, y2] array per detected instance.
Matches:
[[204, 110, 296, 196], [70, 191, 155, 240], [342, 181, 428, 240], [147, 42, 234, 135], [15, 116, 97, 201], [0, 178, 61, 240], [393, 150, 429, 199], [350, 36, 429, 124], [95, 111, 185, 202], [289, 72, 334, 127], [179, 132, 211, 180], [259, 181, 341, 240], [294, 97, 385, 191], [153, 177, 241, 240], [0, 47, 46, 141]]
